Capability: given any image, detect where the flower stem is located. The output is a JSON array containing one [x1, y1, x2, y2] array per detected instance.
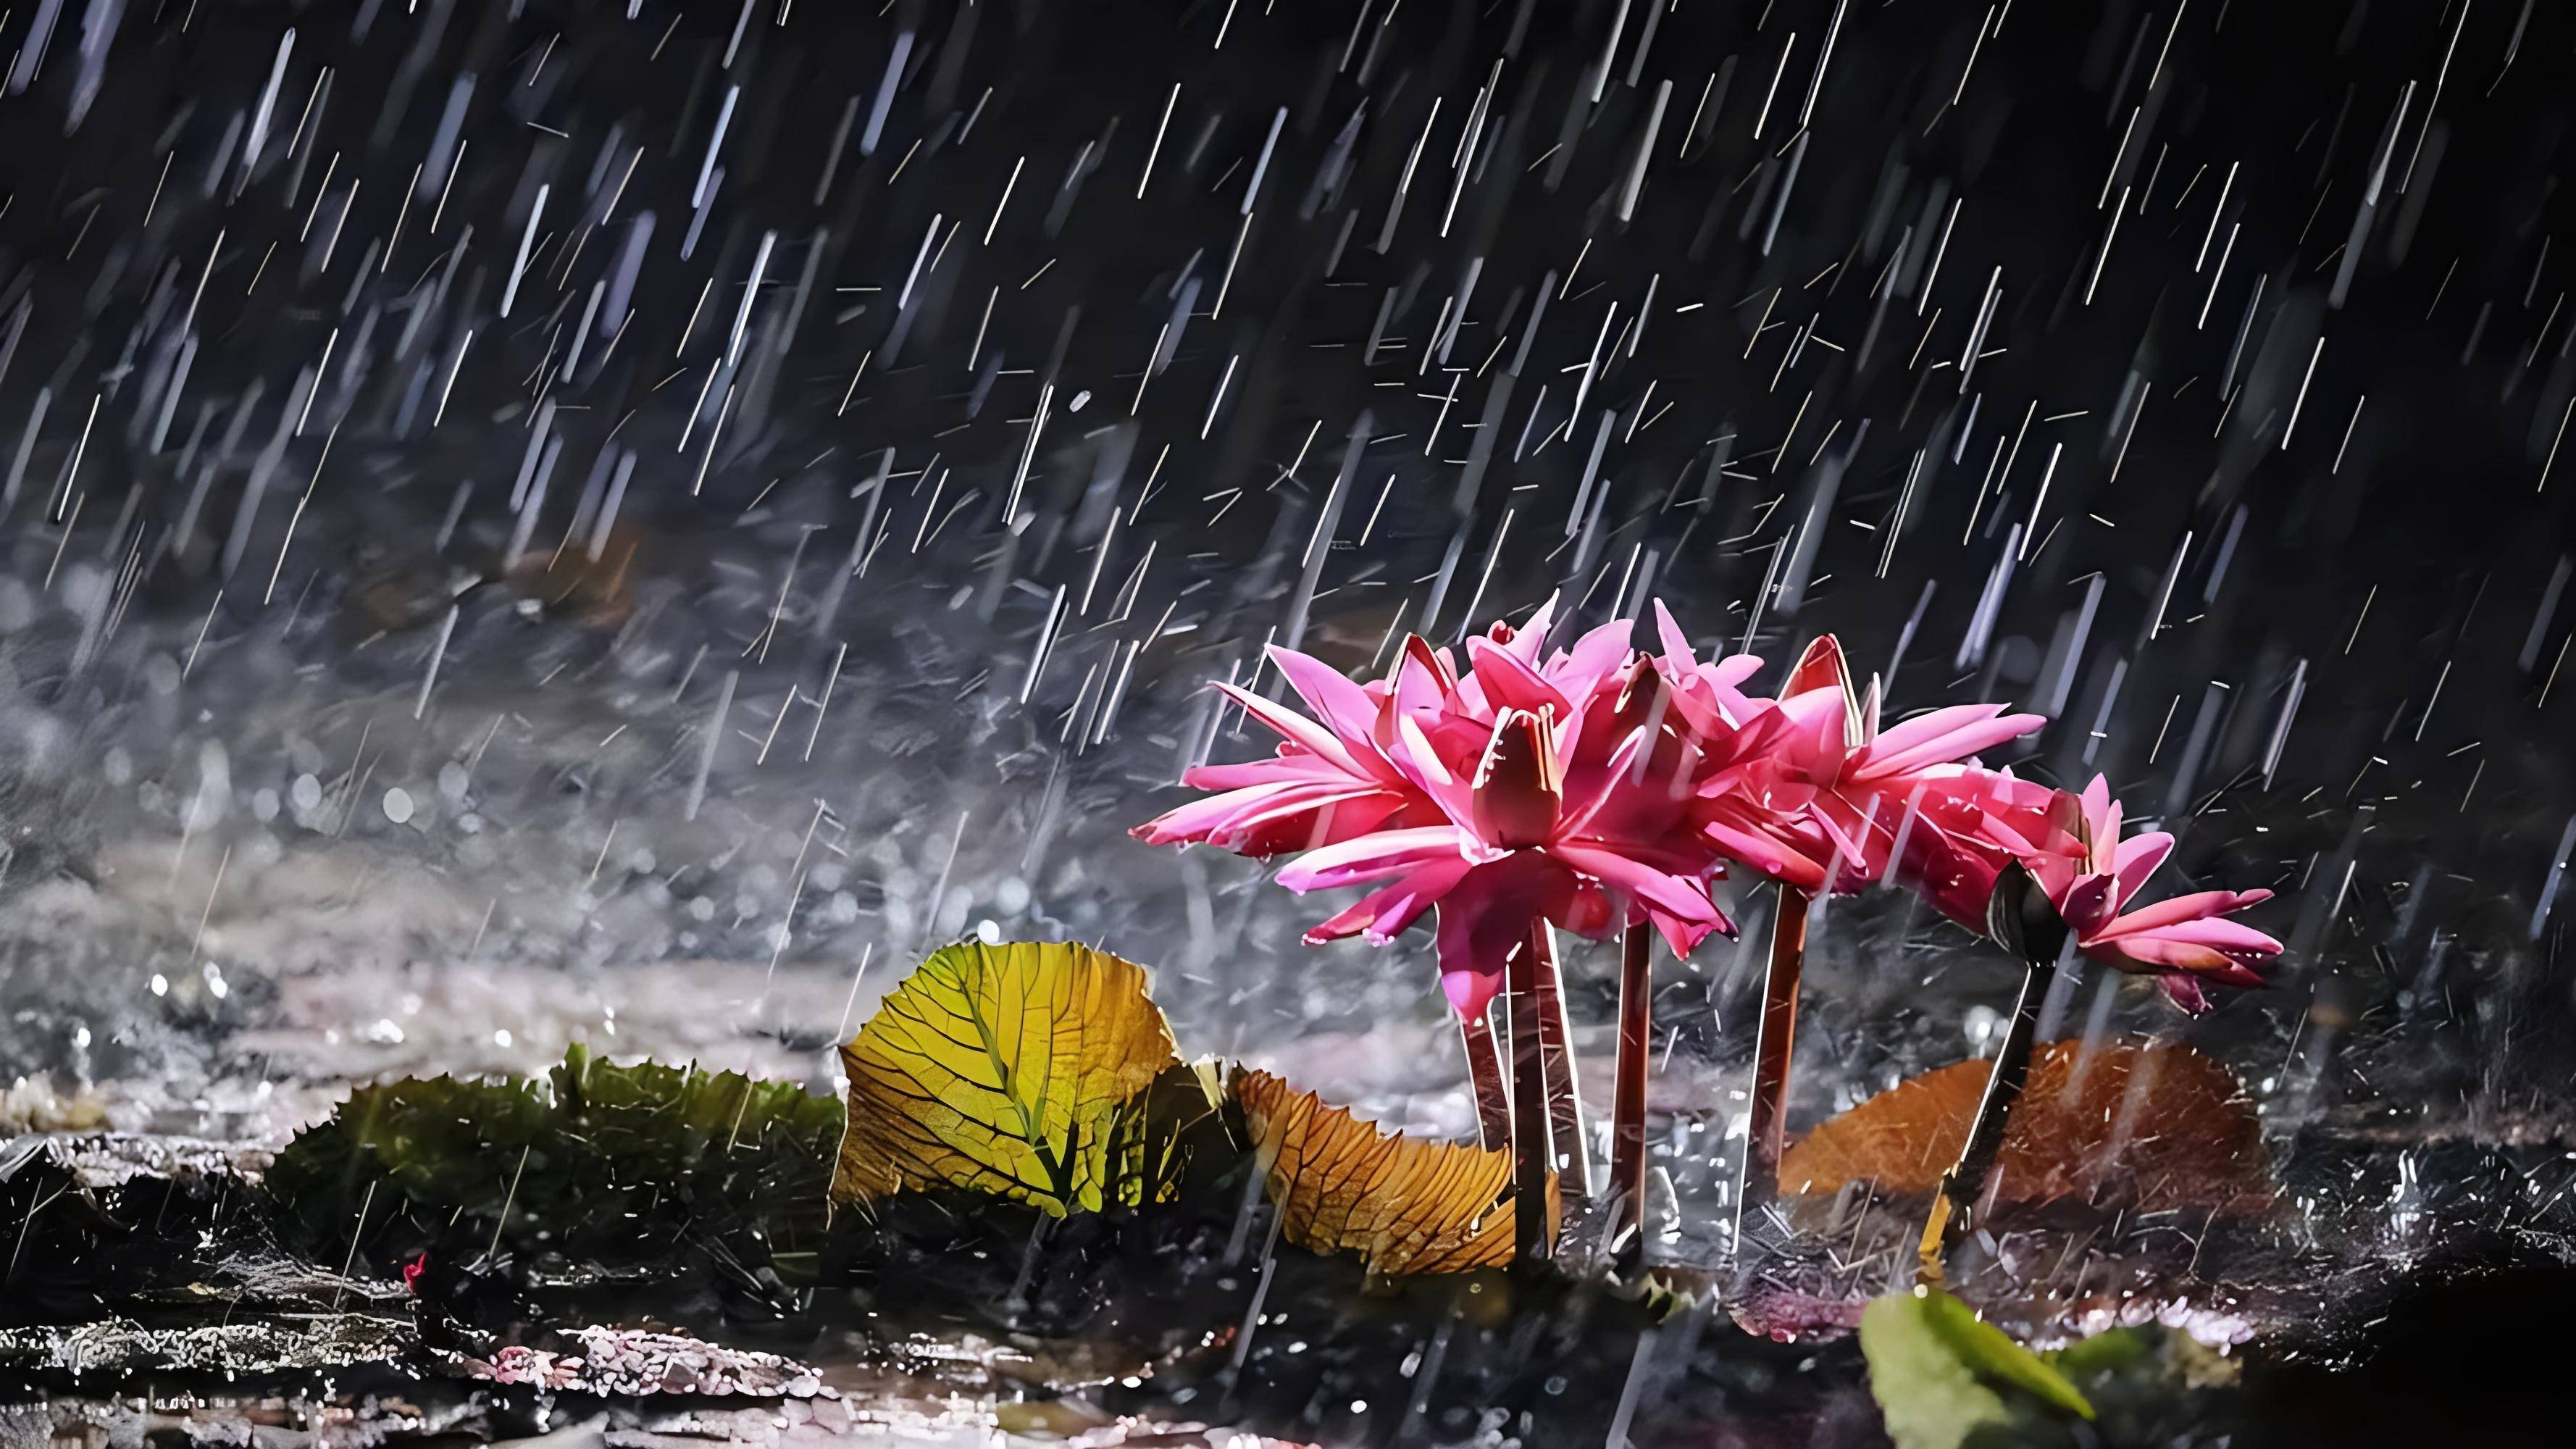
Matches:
[[1527, 925, 1593, 1198], [1507, 925, 1555, 1266], [1609, 924, 1652, 1259], [1916, 956, 2056, 1285], [1734, 882, 1811, 1243], [1459, 1009, 1512, 1151]]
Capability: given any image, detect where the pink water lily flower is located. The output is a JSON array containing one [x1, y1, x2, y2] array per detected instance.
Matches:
[[1905, 772, 2283, 1013], [1649, 617, 2046, 894], [1133, 598, 1742, 1022]]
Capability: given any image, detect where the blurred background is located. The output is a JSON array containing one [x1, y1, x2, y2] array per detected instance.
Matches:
[[0, 0, 2569, 1267]]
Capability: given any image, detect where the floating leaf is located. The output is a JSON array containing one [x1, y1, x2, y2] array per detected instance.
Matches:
[[1782, 1040, 2272, 1216], [1233, 1069, 1550, 1276], [833, 940, 1185, 1216], [264, 1044, 843, 1268], [1862, 1286, 2092, 1449]]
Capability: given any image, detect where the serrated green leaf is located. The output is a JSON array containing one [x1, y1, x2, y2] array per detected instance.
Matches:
[[832, 940, 1185, 1216]]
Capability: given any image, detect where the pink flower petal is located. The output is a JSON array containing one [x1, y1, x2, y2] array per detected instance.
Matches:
[[2096, 936, 2239, 972], [2110, 830, 2173, 904], [1133, 778, 1365, 846], [1697, 811, 1820, 886], [1851, 706, 2045, 782], [1210, 680, 1365, 777], [1303, 857, 1476, 945], [1392, 638, 1456, 714], [1274, 825, 1479, 892], [1386, 711, 1477, 830], [1645, 905, 1726, 958], [2158, 973, 2213, 1015], [2108, 915, 2283, 957], [1432, 854, 1577, 1021], [1557, 723, 1653, 840], [1202, 783, 1408, 853], [1711, 653, 1764, 690], [1550, 843, 1723, 935], [2080, 774, 2113, 827], [1179, 754, 1366, 792], [1799, 803, 1875, 890], [2088, 888, 2274, 940], [1268, 646, 1388, 759], [1129, 783, 1295, 845], [1500, 594, 1561, 665], [1465, 635, 1576, 719], [1652, 598, 1698, 673], [1783, 634, 1851, 701], [1550, 619, 1636, 696], [2056, 873, 2119, 941], [1469, 709, 1563, 849]]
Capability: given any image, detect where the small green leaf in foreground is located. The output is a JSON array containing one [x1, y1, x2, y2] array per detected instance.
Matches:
[[1861, 1286, 2093, 1449]]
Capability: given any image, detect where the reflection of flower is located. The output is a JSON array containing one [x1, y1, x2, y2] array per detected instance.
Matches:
[[1133, 599, 1741, 1022], [1906, 773, 2283, 1013]]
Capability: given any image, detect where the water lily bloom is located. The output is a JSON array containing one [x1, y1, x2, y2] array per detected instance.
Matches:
[[1134, 598, 1747, 1022], [1902, 772, 2282, 1013], [1649, 616, 2046, 894]]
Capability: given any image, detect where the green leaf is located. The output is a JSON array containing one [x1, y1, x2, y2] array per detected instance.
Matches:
[[1861, 1287, 2094, 1449], [2046, 1326, 2152, 1380], [832, 940, 1187, 1216], [265, 1044, 844, 1269]]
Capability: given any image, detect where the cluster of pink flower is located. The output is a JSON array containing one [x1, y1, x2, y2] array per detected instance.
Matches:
[[1133, 597, 2280, 1024]]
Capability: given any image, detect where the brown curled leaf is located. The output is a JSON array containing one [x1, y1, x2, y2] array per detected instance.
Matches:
[[1781, 1039, 2272, 1217], [1234, 1069, 1554, 1276]]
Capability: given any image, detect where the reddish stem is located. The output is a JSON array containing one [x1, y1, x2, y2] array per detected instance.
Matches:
[[1526, 926, 1592, 1198], [1610, 924, 1652, 1256], [1459, 1009, 1512, 1151], [1507, 925, 1555, 1266], [1736, 882, 1811, 1235]]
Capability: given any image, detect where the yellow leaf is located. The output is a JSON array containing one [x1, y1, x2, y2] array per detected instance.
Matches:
[[833, 940, 1182, 1216], [1234, 1069, 1552, 1276]]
